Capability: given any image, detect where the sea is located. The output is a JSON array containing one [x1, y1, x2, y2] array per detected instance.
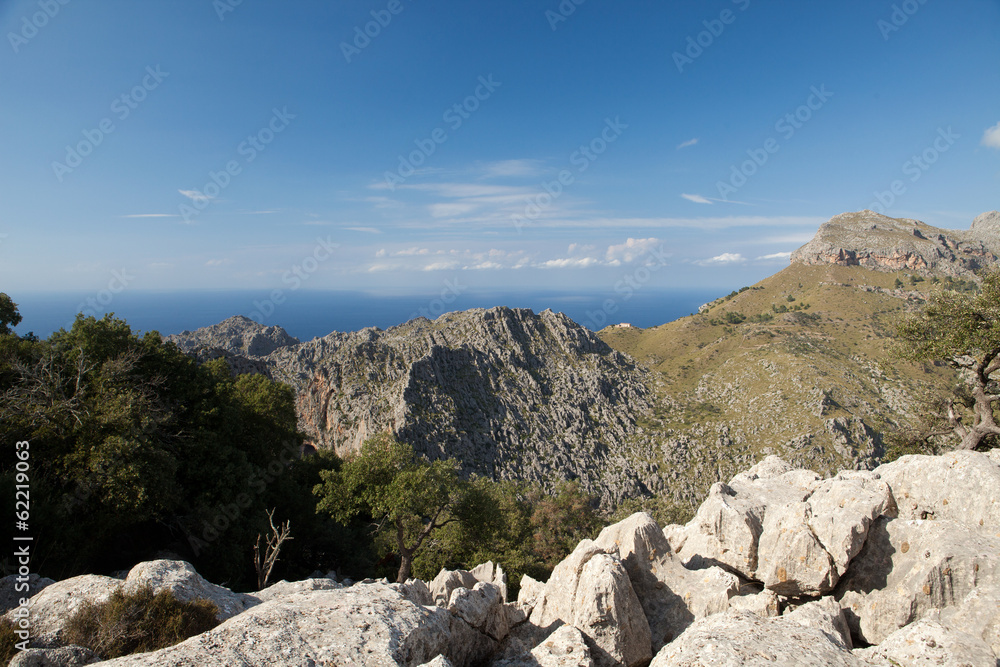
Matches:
[[13, 288, 724, 342]]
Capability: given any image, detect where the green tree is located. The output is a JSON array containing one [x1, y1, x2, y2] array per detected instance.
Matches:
[[0, 293, 20, 335], [527, 481, 603, 569], [314, 433, 464, 582], [895, 271, 1000, 450], [1, 313, 308, 587]]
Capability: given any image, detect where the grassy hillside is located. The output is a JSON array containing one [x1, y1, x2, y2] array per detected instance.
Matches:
[[600, 263, 966, 519]]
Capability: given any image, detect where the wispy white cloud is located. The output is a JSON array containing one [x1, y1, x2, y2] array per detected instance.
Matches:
[[205, 258, 233, 267], [756, 251, 792, 261], [537, 257, 601, 269], [122, 213, 178, 219], [422, 261, 460, 271], [681, 193, 712, 204], [677, 138, 699, 149], [396, 247, 431, 256], [982, 121, 1000, 150], [605, 238, 662, 264], [695, 252, 746, 267], [481, 159, 545, 178], [468, 261, 504, 270], [178, 189, 214, 202], [346, 226, 382, 234]]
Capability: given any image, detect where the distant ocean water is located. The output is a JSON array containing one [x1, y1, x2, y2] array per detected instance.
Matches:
[[14, 289, 724, 341]]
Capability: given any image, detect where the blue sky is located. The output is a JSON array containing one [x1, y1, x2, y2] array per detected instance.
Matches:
[[2, 0, 999, 299]]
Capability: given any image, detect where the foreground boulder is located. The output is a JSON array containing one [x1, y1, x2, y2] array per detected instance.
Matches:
[[649, 610, 862, 666], [97, 583, 500, 666], [671, 457, 894, 596], [853, 619, 997, 666], [875, 449, 1000, 530], [8, 645, 100, 666], [525, 541, 651, 667], [0, 574, 54, 615], [836, 516, 1000, 645], [122, 560, 257, 620], [593, 513, 739, 652], [5, 575, 121, 645]]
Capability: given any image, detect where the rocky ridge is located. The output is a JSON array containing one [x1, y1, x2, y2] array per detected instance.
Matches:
[[7, 448, 999, 666], [602, 210, 1000, 518], [167, 307, 655, 506], [790, 210, 1000, 278]]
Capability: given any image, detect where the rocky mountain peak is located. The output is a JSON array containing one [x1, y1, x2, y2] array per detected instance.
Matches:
[[167, 306, 653, 506], [168, 315, 299, 358], [972, 210, 1000, 237], [790, 210, 1000, 278]]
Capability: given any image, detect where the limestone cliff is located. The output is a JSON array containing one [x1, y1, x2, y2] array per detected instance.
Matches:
[[790, 210, 1000, 278], [167, 307, 655, 506]]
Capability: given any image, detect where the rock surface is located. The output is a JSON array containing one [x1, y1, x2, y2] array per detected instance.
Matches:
[[593, 513, 739, 652], [837, 516, 1000, 645], [0, 574, 54, 614], [494, 624, 595, 667], [924, 584, 1000, 658], [8, 645, 100, 667], [854, 619, 997, 667], [96, 584, 498, 667], [673, 457, 893, 596], [875, 449, 1000, 530], [123, 560, 256, 620], [649, 610, 863, 666], [791, 210, 1000, 278], [251, 577, 343, 603], [526, 540, 651, 667]]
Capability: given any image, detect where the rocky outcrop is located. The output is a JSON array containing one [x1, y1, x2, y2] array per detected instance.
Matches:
[[169, 315, 299, 357], [523, 541, 651, 667], [430, 562, 507, 607], [9, 449, 998, 666], [593, 513, 739, 652], [669, 457, 894, 596], [791, 210, 1000, 278], [122, 560, 256, 621], [648, 610, 863, 666], [854, 619, 997, 666], [0, 574, 54, 614], [166, 307, 654, 507], [836, 516, 1000, 645], [95, 584, 495, 667]]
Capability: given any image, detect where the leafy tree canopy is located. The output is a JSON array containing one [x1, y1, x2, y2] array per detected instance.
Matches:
[[0, 293, 20, 335], [895, 271, 1000, 450], [1, 314, 314, 588], [315, 433, 464, 582]]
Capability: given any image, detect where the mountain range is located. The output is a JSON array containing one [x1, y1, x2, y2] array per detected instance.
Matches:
[[167, 210, 1000, 514]]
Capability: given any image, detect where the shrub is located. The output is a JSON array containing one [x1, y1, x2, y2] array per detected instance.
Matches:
[[0, 618, 17, 666], [62, 586, 218, 659]]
